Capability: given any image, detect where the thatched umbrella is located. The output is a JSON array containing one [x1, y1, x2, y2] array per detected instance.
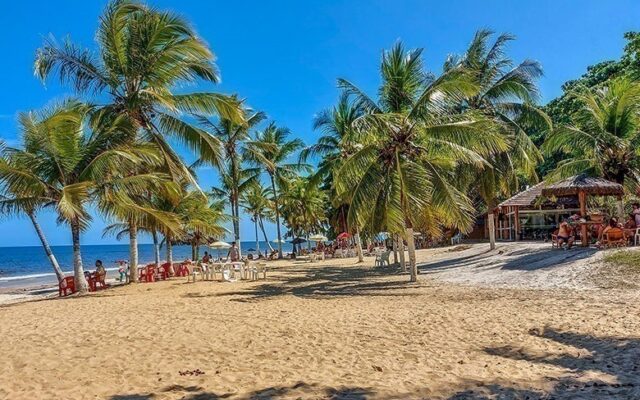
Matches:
[[542, 174, 624, 247]]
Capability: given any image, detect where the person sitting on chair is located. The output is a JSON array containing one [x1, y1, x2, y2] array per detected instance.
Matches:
[[557, 217, 575, 249], [624, 213, 636, 229], [95, 259, 106, 276], [227, 242, 240, 262], [202, 251, 211, 264]]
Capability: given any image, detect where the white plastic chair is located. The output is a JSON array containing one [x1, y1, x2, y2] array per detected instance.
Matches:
[[375, 251, 391, 267], [634, 228, 640, 246]]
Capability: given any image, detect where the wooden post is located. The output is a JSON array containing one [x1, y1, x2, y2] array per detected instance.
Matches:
[[579, 190, 588, 247], [514, 206, 520, 241]]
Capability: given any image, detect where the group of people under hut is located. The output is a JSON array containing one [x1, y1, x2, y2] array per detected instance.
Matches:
[[554, 203, 640, 249]]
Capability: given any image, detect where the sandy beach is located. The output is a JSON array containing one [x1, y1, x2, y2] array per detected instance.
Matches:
[[1, 244, 640, 399]]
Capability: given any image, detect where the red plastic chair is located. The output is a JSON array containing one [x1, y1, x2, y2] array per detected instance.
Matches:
[[158, 263, 171, 280], [87, 275, 97, 292], [139, 264, 156, 283], [59, 276, 76, 297], [94, 271, 107, 290], [176, 262, 190, 277]]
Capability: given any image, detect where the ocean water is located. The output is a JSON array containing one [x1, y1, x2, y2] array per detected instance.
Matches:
[[0, 241, 293, 288]]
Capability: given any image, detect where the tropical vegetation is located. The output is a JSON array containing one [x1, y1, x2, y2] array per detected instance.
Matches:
[[2, 0, 640, 288]]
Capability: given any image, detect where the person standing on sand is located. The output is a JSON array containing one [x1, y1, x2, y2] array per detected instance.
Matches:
[[227, 242, 240, 262]]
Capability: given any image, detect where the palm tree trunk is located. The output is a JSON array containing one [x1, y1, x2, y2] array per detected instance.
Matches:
[[487, 199, 497, 250], [231, 156, 242, 257], [398, 235, 406, 271], [254, 216, 260, 255], [129, 220, 138, 283], [71, 221, 88, 293], [152, 230, 160, 268], [354, 229, 364, 263], [166, 234, 173, 268], [392, 235, 398, 264], [406, 226, 417, 282], [270, 174, 283, 259], [233, 195, 242, 257], [488, 212, 496, 250], [28, 211, 64, 282], [259, 217, 274, 252]]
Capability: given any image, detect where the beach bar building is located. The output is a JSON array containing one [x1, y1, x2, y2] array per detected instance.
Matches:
[[492, 182, 577, 241], [491, 175, 625, 242]]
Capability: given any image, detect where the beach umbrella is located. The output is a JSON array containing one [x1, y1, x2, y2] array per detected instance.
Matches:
[[309, 234, 328, 242], [272, 239, 286, 244], [337, 232, 351, 240], [209, 241, 231, 258], [290, 237, 307, 245]]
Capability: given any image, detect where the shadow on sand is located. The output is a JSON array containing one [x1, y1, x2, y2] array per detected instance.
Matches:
[[447, 327, 640, 399], [109, 382, 374, 400], [109, 328, 640, 399], [419, 245, 597, 274], [182, 264, 419, 303]]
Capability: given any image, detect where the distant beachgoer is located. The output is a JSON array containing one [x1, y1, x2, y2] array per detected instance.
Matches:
[[202, 251, 211, 264], [117, 260, 128, 282], [228, 242, 240, 262]]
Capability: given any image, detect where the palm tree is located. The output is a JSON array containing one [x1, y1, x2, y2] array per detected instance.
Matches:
[[543, 77, 640, 196], [302, 94, 365, 260], [176, 191, 228, 261], [241, 182, 275, 255], [102, 186, 182, 281], [197, 107, 266, 255], [454, 30, 550, 249], [336, 43, 507, 281], [0, 101, 161, 293], [245, 122, 306, 258], [34, 0, 244, 186], [0, 142, 64, 282], [280, 176, 327, 251]]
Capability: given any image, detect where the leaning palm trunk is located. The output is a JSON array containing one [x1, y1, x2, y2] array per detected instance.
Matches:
[[152, 231, 160, 268], [28, 211, 64, 282], [71, 221, 88, 293], [259, 217, 274, 252], [129, 220, 138, 283], [270, 175, 283, 258], [254, 216, 260, 255], [406, 226, 418, 282], [354, 229, 364, 263]]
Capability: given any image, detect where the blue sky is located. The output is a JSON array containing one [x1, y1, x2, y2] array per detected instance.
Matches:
[[0, 0, 638, 246]]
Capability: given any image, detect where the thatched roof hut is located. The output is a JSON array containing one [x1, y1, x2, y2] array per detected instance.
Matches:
[[541, 174, 624, 198], [541, 174, 624, 247]]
